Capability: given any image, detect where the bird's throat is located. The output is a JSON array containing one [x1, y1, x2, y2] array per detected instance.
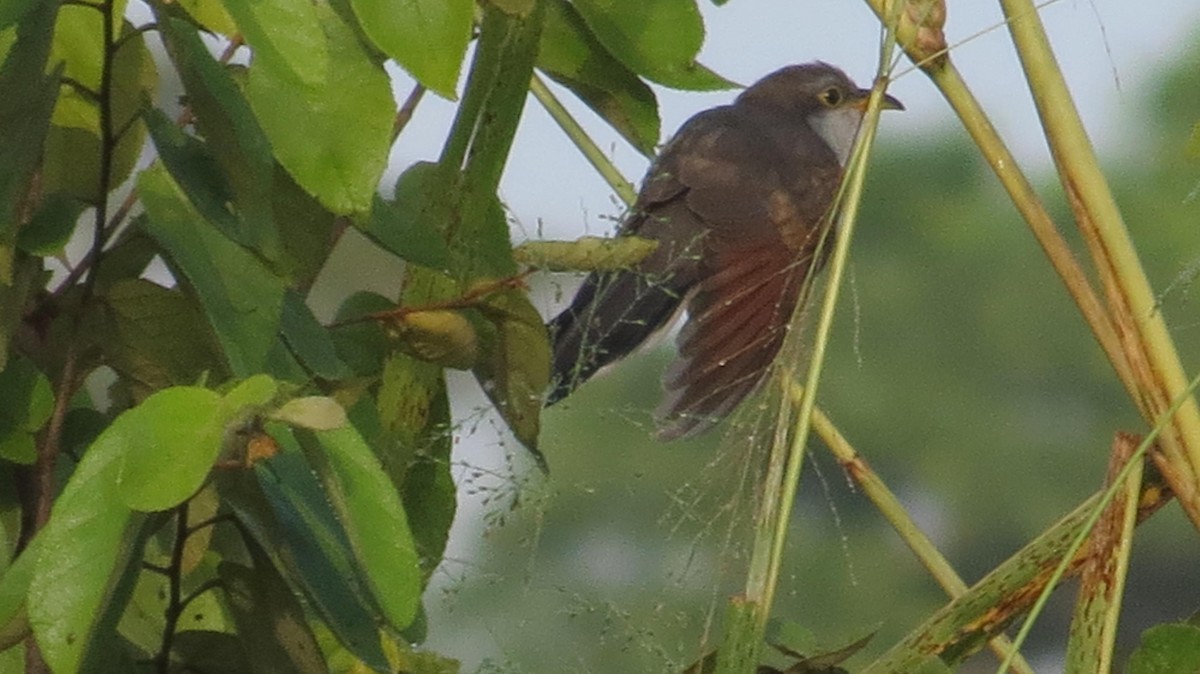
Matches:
[[807, 107, 865, 166]]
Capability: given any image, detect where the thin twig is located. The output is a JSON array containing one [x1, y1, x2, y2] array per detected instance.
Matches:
[[153, 503, 190, 674], [329, 270, 533, 328], [529, 74, 638, 206], [392, 83, 426, 142]]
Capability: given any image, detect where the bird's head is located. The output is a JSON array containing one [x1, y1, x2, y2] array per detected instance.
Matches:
[[736, 61, 904, 165]]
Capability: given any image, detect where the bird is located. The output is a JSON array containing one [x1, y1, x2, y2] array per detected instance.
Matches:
[[545, 62, 903, 440]]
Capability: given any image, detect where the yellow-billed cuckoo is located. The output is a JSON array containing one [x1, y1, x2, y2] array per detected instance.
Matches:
[[546, 62, 903, 440]]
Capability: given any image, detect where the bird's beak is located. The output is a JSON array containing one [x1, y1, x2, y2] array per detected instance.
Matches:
[[850, 88, 905, 112]]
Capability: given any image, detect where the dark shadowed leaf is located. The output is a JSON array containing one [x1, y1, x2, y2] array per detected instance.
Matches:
[[170, 630, 252, 673], [0, 261, 42, 368], [332, 291, 397, 377], [473, 287, 551, 463], [373, 357, 456, 576], [0, 0, 56, 282], [45, 12, 156, 204], [350, 0, 472, 98], [138, 164, 286, 377], [220, 554, 330, 674], [155, 17, 281, 262], [218, 458, 390, 670], [16, 192, 84, 255], [143, 106, 247, 246], [0, 0, 38, 31], [279, 290, 354, 380], [538, 0, 660, 156], [298, 426, 422, 631], [570, 0, 735, 90], [362, 190, 452, 272], [96, 279, 225, 395], [245, 3, 393, 214], [0, 355, 51, 464]]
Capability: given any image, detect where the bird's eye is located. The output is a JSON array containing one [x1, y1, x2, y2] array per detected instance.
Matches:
[[819, 87, 842, 107]]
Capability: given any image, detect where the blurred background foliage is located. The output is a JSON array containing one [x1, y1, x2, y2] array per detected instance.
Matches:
[[396, 34, 1200, 673]]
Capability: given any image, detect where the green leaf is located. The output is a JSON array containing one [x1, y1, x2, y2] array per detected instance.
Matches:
[[571, 0, 734, 90], [1127, 623, 1200, 674], [219, 552, 330, 674], [245, 3, 393, 214], [538, 0, 660, 156], [155, 17, 280, 262], [27, 425, 146, 672], [299, 426, 422, 631], [0, 534, 37, 650], [96, 279, 225, 395], [138, 164, 286, 377], [222, 373, 280, 412], [218, 453, 391, 670], [0, 0, 57, 282], [350, 0, 472, 98], [114, 387, 223, 511], [473, 287, 551, 465], [175, 0, 238, 35], [220, 0, 328, 87]]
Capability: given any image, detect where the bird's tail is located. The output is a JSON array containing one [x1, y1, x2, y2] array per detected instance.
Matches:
[[546, 269, 690, 405]]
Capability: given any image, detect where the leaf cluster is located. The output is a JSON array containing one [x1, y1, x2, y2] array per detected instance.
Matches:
[[0, 0, 730, 671]]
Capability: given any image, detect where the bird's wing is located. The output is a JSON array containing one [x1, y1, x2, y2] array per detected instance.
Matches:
[[653, 110, 843, 439], [545, 110, 736, 405]]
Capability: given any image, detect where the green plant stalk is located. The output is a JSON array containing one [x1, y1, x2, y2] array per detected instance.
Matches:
[[999, 370, 1200, 673], [857, 0, 1136, 415], [530, 73, 638, 207], [857, 460, 1173, 674], [1062, 434, 1142, 674], [717, 83, 898, 674], [807, 402, 1035, 674], [999, 0, 1200, 527]]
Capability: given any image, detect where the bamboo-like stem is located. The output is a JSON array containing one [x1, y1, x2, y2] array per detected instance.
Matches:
[[999, 369, 1200, 673], [807, 401, 1036, 674], [857, 459, 1173, 674], [717, 79, 900, 674], [857, 0, 1137, 409], [998, 0, 1200, 527], [529, 73, 639, 207], [1062, 433, 1142, 674]]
